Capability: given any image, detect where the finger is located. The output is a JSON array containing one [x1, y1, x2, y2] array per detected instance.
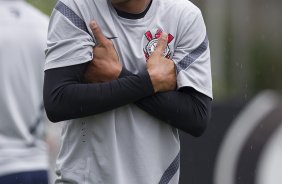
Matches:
[[90, 21, 108, 45], [154, 32, 168, 56]]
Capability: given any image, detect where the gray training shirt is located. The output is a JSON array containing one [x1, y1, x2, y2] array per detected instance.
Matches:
[[45, 0, 212, 183]]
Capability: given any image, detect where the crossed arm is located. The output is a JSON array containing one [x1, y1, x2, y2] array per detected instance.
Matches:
[[43, 21, 211, 137]]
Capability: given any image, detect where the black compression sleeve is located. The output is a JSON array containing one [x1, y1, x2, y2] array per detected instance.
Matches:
[[135, 88, 212, 137], [43, 62, 154, 122], [120, 68, 212, 137]]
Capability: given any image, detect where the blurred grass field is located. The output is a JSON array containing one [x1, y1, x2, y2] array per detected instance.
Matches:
[[27, 0, 56, 15]]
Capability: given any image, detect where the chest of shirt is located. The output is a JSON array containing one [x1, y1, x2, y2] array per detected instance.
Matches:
[[101, 22, 178, 74], [83, 2, 179, 73]]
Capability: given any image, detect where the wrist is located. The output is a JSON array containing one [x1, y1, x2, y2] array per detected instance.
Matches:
[[118, 66, 133, 78], [116, 66, 123, 78], [147, 68, 159, 93], [139, 68, 155, 95]]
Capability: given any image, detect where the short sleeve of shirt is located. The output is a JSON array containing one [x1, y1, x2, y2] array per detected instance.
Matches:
[[44, 0, 94, 70], [172, 6, 213, 99]]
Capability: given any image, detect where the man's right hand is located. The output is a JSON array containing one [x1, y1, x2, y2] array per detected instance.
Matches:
[[84, 21, 121, 83], [147, 32, 177, 93]]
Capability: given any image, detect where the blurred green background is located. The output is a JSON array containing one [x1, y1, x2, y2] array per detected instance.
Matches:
[[27, 0, 56, 15], [28, 0, 282, 101]]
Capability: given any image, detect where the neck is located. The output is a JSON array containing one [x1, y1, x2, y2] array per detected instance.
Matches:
[[111, 0, 151, 14]]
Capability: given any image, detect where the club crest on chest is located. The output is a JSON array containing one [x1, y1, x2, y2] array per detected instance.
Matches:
[[143, 28, 174, 61]]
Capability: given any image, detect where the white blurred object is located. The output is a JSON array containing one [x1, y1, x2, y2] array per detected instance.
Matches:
[[0, 0, 49, 178], [214, 90, 281, 184], [256, 124, 282, 184]]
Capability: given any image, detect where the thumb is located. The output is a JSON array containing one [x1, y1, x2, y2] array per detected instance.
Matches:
[[90, 21, 108, 45], [153, 32, 168, 56]]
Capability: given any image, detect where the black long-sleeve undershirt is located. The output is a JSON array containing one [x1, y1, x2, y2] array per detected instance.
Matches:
[[43, 63, 154, 122], [44, 62, 211, 136], [135, 89, 211, 136], [120, 67, 212, 136]]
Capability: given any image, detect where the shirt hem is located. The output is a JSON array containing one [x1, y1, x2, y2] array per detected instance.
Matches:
[[44, 55, 92, 71]]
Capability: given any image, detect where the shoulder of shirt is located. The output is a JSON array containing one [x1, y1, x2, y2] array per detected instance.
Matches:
[[57, 0, 107, 19], [59, 0, 104, 10], [161, 0, 202, 16]]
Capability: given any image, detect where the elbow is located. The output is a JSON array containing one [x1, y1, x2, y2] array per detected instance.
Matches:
[[43, 93, 65, 123], [190, 118, 208, 137], [191, 107, 211, 137], [44, 90, 78, 123], [190, 96, 212, 137], [43, 83, 69, 123], [44, 101, 62, 123], [45, 110, 62, 123], [176, 115, 209, 137]]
